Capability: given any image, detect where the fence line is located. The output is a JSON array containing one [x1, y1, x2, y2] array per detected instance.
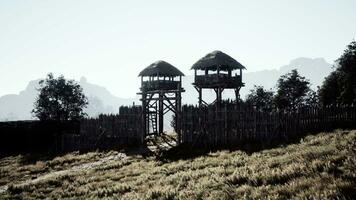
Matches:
[[180, 104, 356, 147], [0, 106, 143, 155], [1, 104, 356, 155], [59, 106, 143, 152]]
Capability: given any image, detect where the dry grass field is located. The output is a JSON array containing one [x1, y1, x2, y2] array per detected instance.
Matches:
[[0, 130, 355, 199]]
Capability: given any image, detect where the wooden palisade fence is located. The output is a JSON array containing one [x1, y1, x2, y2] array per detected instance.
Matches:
[[180, 104, 356, 147], [0, 106, 143, 155], [60, 105, 143, 152], [1, 103, 356, 155]]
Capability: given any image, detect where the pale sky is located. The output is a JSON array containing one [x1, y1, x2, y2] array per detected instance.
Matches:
[[0, 0, 355, 98]]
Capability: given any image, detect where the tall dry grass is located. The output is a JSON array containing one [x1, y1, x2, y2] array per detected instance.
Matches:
[[1, 129, 355, 199]]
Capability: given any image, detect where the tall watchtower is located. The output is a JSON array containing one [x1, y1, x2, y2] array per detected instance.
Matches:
[[191, 50, 246, 106], [138, 60, 185, 138]]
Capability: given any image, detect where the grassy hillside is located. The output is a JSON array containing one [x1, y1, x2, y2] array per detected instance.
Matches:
[[0, 130, 355, 199]]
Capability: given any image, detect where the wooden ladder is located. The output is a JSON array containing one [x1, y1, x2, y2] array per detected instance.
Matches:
[[149, 111, 158, 134]]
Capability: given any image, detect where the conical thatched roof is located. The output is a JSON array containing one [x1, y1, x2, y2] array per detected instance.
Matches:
[[191, 50, 246, 71], [139, 60, 185, 77]]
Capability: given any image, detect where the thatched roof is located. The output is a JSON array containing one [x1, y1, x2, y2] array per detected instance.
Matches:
[[191, 50, 246, 71], [139, 60, 185, 77]]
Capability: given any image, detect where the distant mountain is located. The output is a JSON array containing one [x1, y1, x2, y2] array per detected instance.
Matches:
[[0, 77, 138, 121], [0, 57, 333, 121], [243, 57, 333, 94], [78, 77, 139, 116], [0, 80, 38, 121]]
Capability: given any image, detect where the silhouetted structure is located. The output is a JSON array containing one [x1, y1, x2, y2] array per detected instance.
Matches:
[[191, 50, 246, 106], [138, 61, 184, 139]]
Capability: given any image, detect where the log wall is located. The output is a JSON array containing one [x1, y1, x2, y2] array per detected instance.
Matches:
[[0, 106, 142, 155], [180, 104, 356, 147]]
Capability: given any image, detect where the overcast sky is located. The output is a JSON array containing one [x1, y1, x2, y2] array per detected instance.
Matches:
[[0, 0, 355, 98]]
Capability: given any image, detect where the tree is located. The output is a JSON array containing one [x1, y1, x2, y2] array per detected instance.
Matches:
[[245, 85, 274, 112], [274, 69, 311, 111], [318, 71, 341, 105], [319, 41, 356, 105], [305, 89, 319, 107], [32, 73, 88, 121]]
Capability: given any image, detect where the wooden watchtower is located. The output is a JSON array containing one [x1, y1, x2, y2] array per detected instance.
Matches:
[[138, 60, 185, 138], [191, 50, 246, 106]]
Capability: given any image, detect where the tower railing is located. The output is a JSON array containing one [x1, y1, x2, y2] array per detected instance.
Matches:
[[194, 74, 242, 87], [141, 80, 181, 92]]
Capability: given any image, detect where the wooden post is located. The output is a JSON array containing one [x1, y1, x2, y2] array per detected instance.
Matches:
[[142, 93, 147, 140], [159, 92, 164, 135], [240, 68, 242, 81], [224, 104, 227, 145], [198, 87, 202, 106], [215, 88, 222, 105], [177, 81, 182, 144]]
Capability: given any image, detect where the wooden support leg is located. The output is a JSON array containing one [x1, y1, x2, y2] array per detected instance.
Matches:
[[142, 93, 147, 140], [215, 88, 222, 106], [176, 92, 181, 144], [234, 88, 240, 103], [218, 88, 222, 103], [159, 92, 164, 135], [198, 87, 202, 106]]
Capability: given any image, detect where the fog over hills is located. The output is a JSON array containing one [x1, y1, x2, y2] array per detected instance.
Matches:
[[0, 57, 333, 121], [244, 57, 333, 92], [78, 77, 139, 116], [0, 78, 139, 121]]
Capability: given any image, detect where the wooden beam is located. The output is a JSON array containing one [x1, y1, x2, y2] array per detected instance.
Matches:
[[146, 97, 178, 101], [163, 102, 177, 114], [163, 94, 176, 109]]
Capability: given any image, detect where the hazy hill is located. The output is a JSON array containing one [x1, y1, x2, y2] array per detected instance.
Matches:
[[0, 78, 138, 121], [0, 80, 38, 121], [0, 57, 333, 121], [78, 77, 139, 117], [244, 57, 333, 93]]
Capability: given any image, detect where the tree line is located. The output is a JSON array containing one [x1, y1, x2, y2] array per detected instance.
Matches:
[[245, 41, 356, 111]]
